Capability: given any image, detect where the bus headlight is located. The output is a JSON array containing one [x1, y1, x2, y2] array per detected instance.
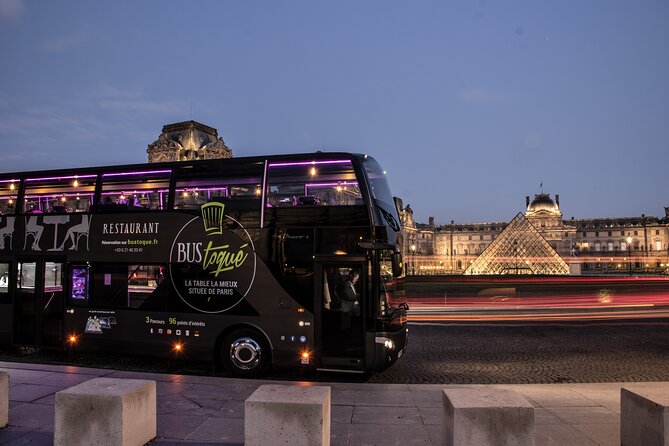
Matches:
[[376, 337, 395, 350]]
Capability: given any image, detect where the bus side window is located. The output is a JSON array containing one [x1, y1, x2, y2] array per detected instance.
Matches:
[[266, 159, 362, 208], [90, 264, 166, 311], [24, 175, 96, 214], [323, 268, 342, 311], [0, 262, 10, 304], [128, 265, 165, 311], [91, 264, 127, 308], [100, 170, 171, 211], [172, 162, 264, 211], [0, 180, 18, 215]]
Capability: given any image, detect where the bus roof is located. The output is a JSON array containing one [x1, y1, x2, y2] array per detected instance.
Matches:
[[0, 151, 371, 180]]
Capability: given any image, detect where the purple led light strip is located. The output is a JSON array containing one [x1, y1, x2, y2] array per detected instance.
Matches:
[[305, 181, 358, 188], [25, 194, 94, 199], [26, 174, 97, 182], [101, 191, 158, 195], [0, 179, 20, 183], [268, 160, 351, 168], [103, 170, 171, 177], [175, 187, 228, 192]]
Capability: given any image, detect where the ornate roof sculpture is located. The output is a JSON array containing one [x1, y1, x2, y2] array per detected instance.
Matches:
[[525, 193, 561, 217], [463, 212, 569, 275], [147, 120, 232, 163]]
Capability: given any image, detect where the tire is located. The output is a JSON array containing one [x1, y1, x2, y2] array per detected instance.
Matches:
[[220, 328, 271, 378]]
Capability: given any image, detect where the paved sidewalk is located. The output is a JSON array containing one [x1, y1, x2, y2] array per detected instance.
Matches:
[[0, 360, 650, 445]]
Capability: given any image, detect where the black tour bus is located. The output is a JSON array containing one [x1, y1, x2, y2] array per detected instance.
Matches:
[[0, 152, 407, 376]]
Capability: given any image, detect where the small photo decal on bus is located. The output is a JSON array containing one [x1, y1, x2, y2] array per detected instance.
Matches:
[[99, 317, 111, 329], [84, 316, 103, 334]]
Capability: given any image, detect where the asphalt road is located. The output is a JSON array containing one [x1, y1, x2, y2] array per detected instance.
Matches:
[[368, 321, 669, 384], [2, 321, 668, 385]]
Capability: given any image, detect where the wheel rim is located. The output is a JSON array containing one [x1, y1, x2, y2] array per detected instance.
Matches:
[[229, 337, 262, 370]]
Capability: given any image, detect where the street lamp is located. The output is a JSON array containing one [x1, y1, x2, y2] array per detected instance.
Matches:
[[410, 244, 416, 276], [626, 236, 633, 277]]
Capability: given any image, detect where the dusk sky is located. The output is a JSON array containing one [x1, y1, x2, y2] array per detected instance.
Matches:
[[1, 1, 667, 224]]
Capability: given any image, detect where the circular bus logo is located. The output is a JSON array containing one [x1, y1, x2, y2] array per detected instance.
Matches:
[[169, 203, 256, 313]]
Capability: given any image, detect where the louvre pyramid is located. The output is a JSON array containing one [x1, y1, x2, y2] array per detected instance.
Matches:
[[464, 212, 569, 275]]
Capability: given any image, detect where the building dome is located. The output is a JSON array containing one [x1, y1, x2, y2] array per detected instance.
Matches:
[[526, 193, 560, 215]]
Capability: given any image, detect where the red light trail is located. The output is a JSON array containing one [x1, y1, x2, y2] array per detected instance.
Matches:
[[404, 276, 669, 323]]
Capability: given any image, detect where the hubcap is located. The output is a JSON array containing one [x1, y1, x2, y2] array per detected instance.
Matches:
[[230, 337, 262, 370]]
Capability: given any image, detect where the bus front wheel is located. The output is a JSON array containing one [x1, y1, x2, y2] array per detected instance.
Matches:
[[220, 329, 271, 378]]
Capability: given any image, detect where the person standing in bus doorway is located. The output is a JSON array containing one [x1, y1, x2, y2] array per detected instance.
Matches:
[[341, 270, 360, 316]]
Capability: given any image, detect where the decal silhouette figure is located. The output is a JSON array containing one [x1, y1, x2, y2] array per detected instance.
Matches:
[[58, 215, 91, 251], [0, 217, 15, 250], [24, 216, 44, 251]]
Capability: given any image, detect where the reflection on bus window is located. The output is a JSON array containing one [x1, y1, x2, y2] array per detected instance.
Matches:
[[0, 263, 9, 303], [128, 265, 165, 309], [91, 264, 165, 310], [379, 251, 406, 317], [18, 262, 36, 289], [44, 262, 63, 289]]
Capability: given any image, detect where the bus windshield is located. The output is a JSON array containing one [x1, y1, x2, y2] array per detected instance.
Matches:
[[362, 156, 401, 233]]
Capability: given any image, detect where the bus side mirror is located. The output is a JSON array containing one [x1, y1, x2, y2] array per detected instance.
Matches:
[[392, 252, 403, 277]]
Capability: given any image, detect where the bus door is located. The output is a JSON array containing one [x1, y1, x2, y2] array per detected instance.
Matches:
[[315, 260, 366, 372], [14, 258, 65, 347]]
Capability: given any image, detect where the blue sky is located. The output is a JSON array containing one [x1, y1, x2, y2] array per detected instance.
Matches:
[[1, 1, 667, 223]]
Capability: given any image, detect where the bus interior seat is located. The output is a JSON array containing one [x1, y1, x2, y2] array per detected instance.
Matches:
[[298, 195, 321, 206]]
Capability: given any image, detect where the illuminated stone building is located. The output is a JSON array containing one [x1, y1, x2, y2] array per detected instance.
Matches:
[[400, 194, 669, 276], [147, 120, 232, 162]]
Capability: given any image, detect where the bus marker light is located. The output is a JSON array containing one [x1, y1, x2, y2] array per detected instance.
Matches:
[[298, 321, 304, 327], [173, 342, 184, 353], [297, 308, 305, 313], [68, 335, 78, 345], [300, 351, 310, 364]]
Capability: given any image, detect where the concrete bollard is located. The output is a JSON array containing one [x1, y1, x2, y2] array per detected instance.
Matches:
[[54, 377, 156, 446], [245, 384, 331, 446], [0, 371, 8, 428], [443, 388, 535, 446], [621, 385, 669, 446]]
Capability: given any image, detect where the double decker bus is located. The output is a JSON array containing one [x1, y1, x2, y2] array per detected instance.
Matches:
[[0, 152, 407, 376]]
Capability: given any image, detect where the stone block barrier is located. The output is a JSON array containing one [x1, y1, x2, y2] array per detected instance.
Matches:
[[621, 384, 669, 446], [245, 384, 331, 446], [0, 371, 8, 428], [443, 388, 535, 446], [54, 377, 156, 446]]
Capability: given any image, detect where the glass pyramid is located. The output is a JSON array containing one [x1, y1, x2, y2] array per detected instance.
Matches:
[[464, 212, 569, 275]]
